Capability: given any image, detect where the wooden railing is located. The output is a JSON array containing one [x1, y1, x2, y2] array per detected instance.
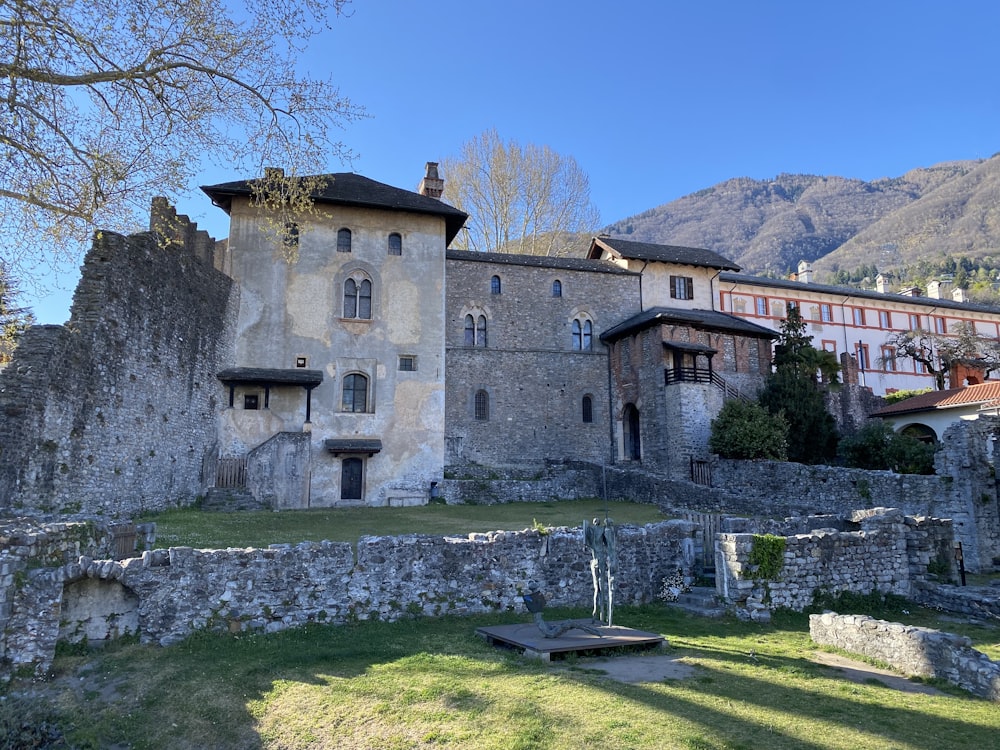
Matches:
[[664, 368, 749, 401]]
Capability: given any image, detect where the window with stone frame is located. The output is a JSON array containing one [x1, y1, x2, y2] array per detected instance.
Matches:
[[582, 395, 593, 423], [491, 275, 501, 294], [474, 389, 489, 421], [464, 313, 488, 347], [388, 232, 402, 256], [343, 276, 372, 319], [572, 317, 593, 351], [552, 279, 562, 297], [337, 227, 352, 253]]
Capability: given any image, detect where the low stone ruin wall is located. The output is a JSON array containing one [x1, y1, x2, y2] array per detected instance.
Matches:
[[912, 582, 1000, 621], [810, 611, 1000, 701], [716, 509, 955, 615], [1, 520, 697, 680]]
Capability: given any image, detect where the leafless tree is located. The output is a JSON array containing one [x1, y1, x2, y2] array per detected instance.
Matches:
[[883, 321, 1000, 389], [0, 0, 364, 276], [441, 129, 600, 256]]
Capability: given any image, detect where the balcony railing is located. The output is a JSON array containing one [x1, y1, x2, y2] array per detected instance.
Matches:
[[664, 367, 748, 401]]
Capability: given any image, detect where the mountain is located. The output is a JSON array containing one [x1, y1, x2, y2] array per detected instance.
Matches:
[[602, 156, 1000, 280]]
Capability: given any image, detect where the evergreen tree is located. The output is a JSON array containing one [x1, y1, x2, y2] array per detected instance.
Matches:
[[758, 306, 839, 464]]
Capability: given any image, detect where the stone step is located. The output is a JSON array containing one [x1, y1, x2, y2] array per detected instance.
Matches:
[[201, 487, 269, 512], [669, 586, 729, 618]]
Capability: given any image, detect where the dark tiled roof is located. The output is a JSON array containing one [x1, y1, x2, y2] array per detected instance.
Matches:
[[324, 439, 383, 455], [589, 237, 741, 271], [217, 367, 323, 387], [445, 249, 637, 275], [600, 307, 777, 342], [720, 272, 1000, 316], [202, 173, 469, 245], [872, 381, 1000, 416]]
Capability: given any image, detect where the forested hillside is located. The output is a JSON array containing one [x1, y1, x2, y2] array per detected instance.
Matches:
[[603, 156, 1000, 288]]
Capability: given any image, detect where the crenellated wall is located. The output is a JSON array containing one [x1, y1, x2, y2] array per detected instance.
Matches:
[[0, 204, 236, 516]]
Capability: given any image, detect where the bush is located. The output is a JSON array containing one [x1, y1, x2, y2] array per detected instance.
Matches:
[[838, 420, 935, 474], [709, 399, 788, 460]]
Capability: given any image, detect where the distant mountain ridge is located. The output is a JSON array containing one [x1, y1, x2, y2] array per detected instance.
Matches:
[[602, 156, 1000, 281]]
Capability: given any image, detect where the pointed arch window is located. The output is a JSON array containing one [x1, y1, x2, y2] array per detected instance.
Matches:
[[343, 277, 372, 319], [572, 318, 593, 351], [337, 228, 352, 253]]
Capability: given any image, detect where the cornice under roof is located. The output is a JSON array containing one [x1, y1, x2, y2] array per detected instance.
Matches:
[[720, 271, 1000, 316], [202, 172, 469, 245], [588, 237, 741, 272]]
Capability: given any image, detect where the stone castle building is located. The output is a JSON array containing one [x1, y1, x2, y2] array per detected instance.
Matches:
[[0, 165, 776, 511]]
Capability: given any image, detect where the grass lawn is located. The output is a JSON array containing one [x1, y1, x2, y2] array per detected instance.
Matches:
[[8, 604, 999, 750], [138, 498, 667, 549]]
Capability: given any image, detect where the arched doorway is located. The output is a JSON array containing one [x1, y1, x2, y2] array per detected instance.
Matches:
[[624, 403, 641, 460]]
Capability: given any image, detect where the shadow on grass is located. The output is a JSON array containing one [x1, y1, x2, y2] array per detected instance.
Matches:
[[41, 606, 1000, 749]]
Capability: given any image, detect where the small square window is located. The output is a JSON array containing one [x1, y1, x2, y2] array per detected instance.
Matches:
[[295, 356, 308, 368], [398, 356, 416, 372], [244, 394, 259, 410]]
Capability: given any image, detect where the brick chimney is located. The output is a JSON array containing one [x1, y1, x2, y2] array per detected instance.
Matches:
[[419, 162, 444, 199]]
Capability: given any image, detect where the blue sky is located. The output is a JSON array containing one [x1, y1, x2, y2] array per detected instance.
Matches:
[[25, 0, 1000, 323]]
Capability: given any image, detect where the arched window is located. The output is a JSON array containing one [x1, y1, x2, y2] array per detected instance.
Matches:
[[342, 373, 368, 412], [477, 315, 487, 347], [552, 280, 562, 297], [337, 228, 352, 253], [388, 233, 402, 256], [464, 314, 475, 346], [491, 275, 501, 294], [343, 277, 372, 319], [572, 318, 593, 351], [343, 278, 357, 318], [624, 403, 641, 460], [357, 279, 372, 319], [474, 390, 490, 421], [582, 395, 593, 423]]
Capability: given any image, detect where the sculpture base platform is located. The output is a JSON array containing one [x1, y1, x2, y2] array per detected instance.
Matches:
[[476, 620, 665, 661]]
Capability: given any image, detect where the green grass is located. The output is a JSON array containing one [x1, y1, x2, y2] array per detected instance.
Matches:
[[9, 605, 1000, 750], [139, 498, 665, 549]]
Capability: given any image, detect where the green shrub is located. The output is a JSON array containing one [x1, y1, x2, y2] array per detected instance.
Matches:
[[838, 421, 935, 474], [709, 399, 788, 460]]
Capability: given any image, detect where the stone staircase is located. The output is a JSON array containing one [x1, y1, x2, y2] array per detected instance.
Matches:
[[668, 586, 729, 618], [201, 487, 269, 512]]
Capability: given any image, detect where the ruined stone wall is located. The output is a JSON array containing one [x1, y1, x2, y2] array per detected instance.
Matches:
[[810, 612, 1000, 701], [0, 208, 236, 515], [715, 509, 953, 614], [1, 520, 697, 679]]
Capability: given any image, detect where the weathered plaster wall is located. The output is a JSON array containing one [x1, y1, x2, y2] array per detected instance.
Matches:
[[222, 198, 448, 506]]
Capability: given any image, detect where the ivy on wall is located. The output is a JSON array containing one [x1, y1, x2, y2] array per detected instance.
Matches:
[[746, 534, 786, 580]]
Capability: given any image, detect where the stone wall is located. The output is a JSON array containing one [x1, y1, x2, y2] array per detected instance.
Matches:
[[444, 252, 640, 466], [810, 612, 1000, 701], [1, 520, 697, 680], [0, 203, 235, 516], [715, 509, 954, 615]]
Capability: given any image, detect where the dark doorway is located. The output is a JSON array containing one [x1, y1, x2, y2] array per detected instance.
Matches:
[[341, 457, 363, 500], [624, 403, 641, 460]]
